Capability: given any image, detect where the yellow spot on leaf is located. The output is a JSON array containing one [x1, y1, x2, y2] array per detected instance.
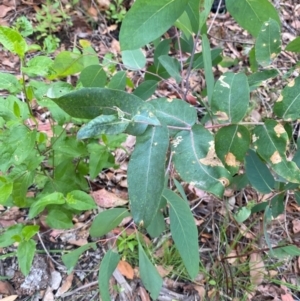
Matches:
[[225, 152, 240, 167], [270, 151, 281, 164], [167, 98, 173, 102], [271, 53, 277, 59], [171, 136, 183, 148], [215, 111, 229, 120], [219, 76, 230, 88], [288, 80, 295, 87], [276, 94, 283, 102], [252, 134, 259, 143], [237, 132, 242, 138], [274, 124, 285, 137], [199, 141, 223, 167]]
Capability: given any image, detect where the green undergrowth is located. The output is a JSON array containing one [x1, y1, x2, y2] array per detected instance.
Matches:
[[1, 0, 300, 299]]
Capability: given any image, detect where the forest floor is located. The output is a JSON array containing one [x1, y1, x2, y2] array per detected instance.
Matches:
[[0, 0, 300, 300]]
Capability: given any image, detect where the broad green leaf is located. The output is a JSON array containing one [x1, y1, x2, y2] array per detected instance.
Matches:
[[0, 72, 22, 93], [17, 239, 36, 275], [248, 69, 279, 91], [175, 11, 193, 38], [133, 80, 158, 100], [234, 207, 251, 223], [211, 72, 249, 123], [29, 192, 65, 218], [128, 126, 169, 227], [144, 64, 170, 82], [226, 0, 280, 37], [185, 0, 200, 33], [132, 104, 161, 126], [163, 189, 199, 279], [52, 88, 144, 119], [146, 210, 165, 238], [0, 26, 27, 57], [119, 0, 189, 50], [87, 144, 115, 180], [199, 0, 213, 30], [172, 125, 231, 197], [77, 115, 129, 139], [22, 56, 53, 77], [90, 208, 131, 237], [52, 136, 88, 158], [286, 37, 300, 53], [79, 65, 107, 87], [249, 47, 259, 72], [245, 149, 275, 193], [46, 209, 73, 229], [274, 77, 300, 121], [139, 241, 162, 299], [158, 55, 182, 83], [253, 120, 300, 183], [154, 39, 171, 67], [255, 19, 281, 67], [22, 225, 39, 241], [202, 33, 214, 104], [66, 190, 96, 211], [107, 71, 127, 90], [0, 224, 23, 248], [62, 243, 96, 273], [150, 98, 197, 136], [122, 49, 146, 70], [0, 177, 13, 205], [98, 250, 120, 301], [215, 125, 250, 174], [270, 194, 284, 218]]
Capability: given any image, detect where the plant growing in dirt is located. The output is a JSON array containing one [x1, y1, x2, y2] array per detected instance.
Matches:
[[1, 0, 300, 299]]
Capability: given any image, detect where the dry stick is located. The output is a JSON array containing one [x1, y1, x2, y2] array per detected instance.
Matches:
[[60, 280, 98, 298], [174, 27, 185, 93], [208, 0, 224, 34]]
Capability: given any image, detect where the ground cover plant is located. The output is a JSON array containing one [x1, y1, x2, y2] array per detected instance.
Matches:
[[0, 0, 300, 300]]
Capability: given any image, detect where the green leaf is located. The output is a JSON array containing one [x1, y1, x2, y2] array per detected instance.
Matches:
[[211, 72, 250, 122], [248, 69, 279, 91], [163, 189, 199, 279], [120, 0, 189, 50], [273, 245, 300, 258], [79, 65, 107, 87], [187, 48, 222, 69], [285, 37, 300, 53], [78, 115, 129, 139], [255, 19, 281, 67], [46, 209, 73, 229], [107, 71, 127, 90], [17, 239, 36, 275], [52, 88, 144, 119], [185, 0, 200, 33], [62, 243, 96, 273], [0, 26, 27, 57], [29, 192, 65, 218], [249, 47, 259, 72], [202, 33, 214, 104], [172, 125, 231, 197], [22, 56, 53, 77], [21, 225, 39, 241], [253, 120, 300, 183], [0, 224, 23, 248], [133, 80, 158, 100], [245, 149, 275, 193], [122, 49, 146, 70], [0, 72, 22, 93], [128, 126, 169, 227], [0, 177, 13, 205], [90, 208, 131, 237], [139, 241, 162, 299], [132, 105, 161, 126], [226, 0, 280, 37], [199, 0, 213, 30], [98, 250, 120, 301], [66, 190, 96, 211], [150, 98, 197, 136], [87, 143, 115, 180], [175, 11, 193, 38], [271, 193, 284, 218], [215, 125, 250, 174], [158, 55, 182, 83], [274, 76, 300, 121], [146, 210, 165, 238], [234, 207, 251, 223]]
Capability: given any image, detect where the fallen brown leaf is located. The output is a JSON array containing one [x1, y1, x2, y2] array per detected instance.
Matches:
[[0, 281, 15, 295], [91, 189, 128, 208], [55, 272, 74, 297], [281, 294, 295, 301], [292, 219, 300, 234], [117, 260, 134, 280], [1, 296, 18, 301], [156, 265, 173, 277], [249, 253, 266, 286], [138, 286, 151, 301]]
